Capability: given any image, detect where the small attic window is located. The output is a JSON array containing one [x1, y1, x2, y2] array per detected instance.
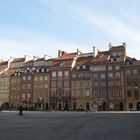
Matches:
[[41, 68, 45, 73], [18, 72, 21, 76], [76, 65, 80, 70], [82, 65, 86, 69], [132, 60, 137, 65], [24, 70, 27, 73], [126, 61, 130, 65], [14, 73, 17, 76], [36, 69, 39, 73], [59, 61, 65, 67]]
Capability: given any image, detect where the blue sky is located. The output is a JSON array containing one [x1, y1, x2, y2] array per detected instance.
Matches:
[[0, 0, 140, 60]]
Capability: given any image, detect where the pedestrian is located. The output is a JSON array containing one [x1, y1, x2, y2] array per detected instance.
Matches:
[[19, 105, 23, 115]]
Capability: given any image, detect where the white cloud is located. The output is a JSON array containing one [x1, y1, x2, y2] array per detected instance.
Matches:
[[68, 5, 140, 58], [0, 29, 88, 60]]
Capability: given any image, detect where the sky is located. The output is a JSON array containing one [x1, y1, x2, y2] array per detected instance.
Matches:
[[0, 0, 140, 60]]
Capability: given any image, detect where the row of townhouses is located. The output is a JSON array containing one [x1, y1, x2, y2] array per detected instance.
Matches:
[[0, 43, 140, 111]]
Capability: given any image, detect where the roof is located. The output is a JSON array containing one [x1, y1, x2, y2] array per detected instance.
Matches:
[[109, 45, 125, 51], [57, 52, 77, 60], [75, 56, 93, 66], [0, 61, 8, 65], [51, 59, 74, 69], [91, 51, 109, 63], [12, 57, 25, 63]]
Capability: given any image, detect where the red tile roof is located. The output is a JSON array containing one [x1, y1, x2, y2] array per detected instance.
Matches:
[[75, 56, 93, 65], [51, 59, 74, 69], [57, 52, 77, 60], [92, 51, 109, 63], [109, 45, 125, 51]]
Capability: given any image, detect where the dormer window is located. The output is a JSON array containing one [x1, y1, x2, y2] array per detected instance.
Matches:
[[36, 69, 39, 73], [132, 60, 137, 65], [126, 61, 130, 65], [41, 68, 45, 73], [25, 70, 27, 73], [46, 68, 49, 72], [14, 73, 17, 76], [59, 61, 65, 67], [112, 52, 117, 57], [82, 65, 86, 70], [18, 72, 21, 76], [76, 65, 80, 70]]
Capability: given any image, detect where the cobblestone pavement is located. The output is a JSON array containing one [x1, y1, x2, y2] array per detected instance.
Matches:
[[0, 111, 140, 140]]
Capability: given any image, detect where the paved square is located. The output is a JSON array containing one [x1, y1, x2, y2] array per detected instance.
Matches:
[[0, 111, 140, 140]]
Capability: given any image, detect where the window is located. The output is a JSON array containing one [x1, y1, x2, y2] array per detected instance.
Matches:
[[79, 89, 83, 97], [118, 52, 123, 56], [58, 71, 62, 77], [134, 80, 138, 86], [115, 65, 120, 70], [93, 81, 98, 87], [127, 90, 132, 97], [85, 73, 89, 78], [36, 69, 39, 73], [64, 71, 69, 77], [101, 81, 106, 87], [115, 72, 120, 78], [28, 76, 31, 80], [116, 80, 121, 86], [76, 65, 80, 70], [108, 73, 113, 78], [27, 93, 31, 99], [59, 61, 65, 67], [22, 76, 26, 81], [116, 90, 121, 97], [108, 66, 112, 70], [101, 73, 105, 79], [72, 73, 77, 78], [109, 90, 114, 98], [22, 84, 26, 89], [112, 52, 117, 57], [44, 76, 48, 80], [52, 71, 56, 77], [126, 70, 131, 75], [85, 89, 90, 96], [79, 73, 83, 78], [34, 77, 38, 81], [82, 65, 86, 69], [39, 84, 43, 89], [27, 84, 31, 89], [72, 90, 76, 97], [58, 81, 63, 88], [44, 84, 48, 88], [39, 76, 43, 81], [64, 91, 69, 97], [93, 73, 98, 79], [22, 94, 25, 99], [101, 91, 106, 97], [133, 69, 138, 75], [134, 90, 139, 100], [41, 68, 45, 73], [51, 81, 56, 88], [93, 90, 98, 98], [64, 80, 69, 88]]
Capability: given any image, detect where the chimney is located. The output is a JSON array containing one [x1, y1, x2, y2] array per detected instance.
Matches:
[[122, 42, 126, 47], [93, 46, 95, 57], [58, 50, 61, 57], [109, 43, 112, 49]]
